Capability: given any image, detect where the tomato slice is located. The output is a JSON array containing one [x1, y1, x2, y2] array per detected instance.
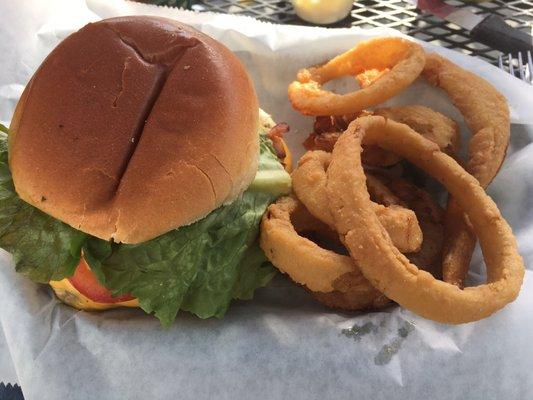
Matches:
[[68, 258, 135, 303]]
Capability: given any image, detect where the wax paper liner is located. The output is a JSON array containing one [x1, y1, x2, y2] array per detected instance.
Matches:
[[0, 1, 532, 399]]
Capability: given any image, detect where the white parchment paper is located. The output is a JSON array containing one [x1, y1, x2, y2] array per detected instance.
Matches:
[[1, 0, 532, 398]]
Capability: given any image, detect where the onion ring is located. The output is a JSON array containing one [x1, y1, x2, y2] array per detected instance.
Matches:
[[377, 175, 445, 278], [259, 196, 387, 312], [293, 210, 390, 311], [292, 150, 423, 253], [288, 37, 425, 116], [423, 53, 511, 287], [309, 176, 444, 311], [303, 105, 460, 167], [326, 116, 523, 324], [260, 196, 352, 293], [441, 202, 477, 287], [356, 68, 390, 88], [374, 105, 460, 155], [364, 173, 403, 206], [311, 271, 390, 311]]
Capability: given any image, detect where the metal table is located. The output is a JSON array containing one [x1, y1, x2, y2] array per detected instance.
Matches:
[[150, 0, 532, 65]]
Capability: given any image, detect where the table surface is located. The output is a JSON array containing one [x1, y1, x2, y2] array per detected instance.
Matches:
[[1, 1, 531, 399], [149, 0, 532, 65]]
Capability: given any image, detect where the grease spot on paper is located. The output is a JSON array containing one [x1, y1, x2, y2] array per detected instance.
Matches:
[[374, 321, 415, 366], [341, 320, 415, 365], [341, 322, 378, 341]]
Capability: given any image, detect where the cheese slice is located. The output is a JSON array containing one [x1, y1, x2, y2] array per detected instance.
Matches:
[[50, 279, 139, 310]]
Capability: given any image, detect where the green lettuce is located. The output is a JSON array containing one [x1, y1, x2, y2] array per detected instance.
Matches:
[[0, 130, 290, 326]]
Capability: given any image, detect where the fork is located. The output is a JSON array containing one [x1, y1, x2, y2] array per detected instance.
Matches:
[[498, 51, 533, 85]]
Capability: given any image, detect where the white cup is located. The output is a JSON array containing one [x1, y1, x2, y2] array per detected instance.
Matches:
[[291, 0, 354, 25]]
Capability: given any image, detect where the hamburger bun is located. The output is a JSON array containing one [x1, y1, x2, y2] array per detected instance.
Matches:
[[9, 16, 259, 244]]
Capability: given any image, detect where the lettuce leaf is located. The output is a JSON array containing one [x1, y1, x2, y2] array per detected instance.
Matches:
[[84, 189, 277, 325], [0, 130, 290, 326]]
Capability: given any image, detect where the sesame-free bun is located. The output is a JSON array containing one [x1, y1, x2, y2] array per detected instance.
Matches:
[[9, 16, 259, 243]]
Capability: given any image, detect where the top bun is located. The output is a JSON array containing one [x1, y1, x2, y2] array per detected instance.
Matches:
[[9, 16, 259, 243]]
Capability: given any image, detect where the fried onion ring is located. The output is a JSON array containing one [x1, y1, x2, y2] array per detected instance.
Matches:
[[260, 196, 352, 293], [312, 271, 390, 311], [304, 105, 460, 167], [309, 177, 444, 312], [423, 53, 511, 287], [326, 116, 523, 324], [259, 196, 387, 312], [379, 176, 445, 278], [293, 170, 444, 311], [356, 68, 390, 88], [288, 37, 425, 116], [292, 150, 423, 253], [440, 202, 477, 287], [374, 105, 460, 155], [364, 173, 403, 206]]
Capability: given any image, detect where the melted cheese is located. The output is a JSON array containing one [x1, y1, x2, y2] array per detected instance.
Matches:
[[50, 279, 139, 310]]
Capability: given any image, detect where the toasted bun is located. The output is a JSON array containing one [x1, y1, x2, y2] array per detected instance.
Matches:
[[9, 16, 259, 243]]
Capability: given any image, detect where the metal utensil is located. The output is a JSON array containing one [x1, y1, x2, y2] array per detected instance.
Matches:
[[498, 51, 533, 84], [410, 0, 533, 55]]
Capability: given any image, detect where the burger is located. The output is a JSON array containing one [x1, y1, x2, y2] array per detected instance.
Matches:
[[0, 16, 291, 326]]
